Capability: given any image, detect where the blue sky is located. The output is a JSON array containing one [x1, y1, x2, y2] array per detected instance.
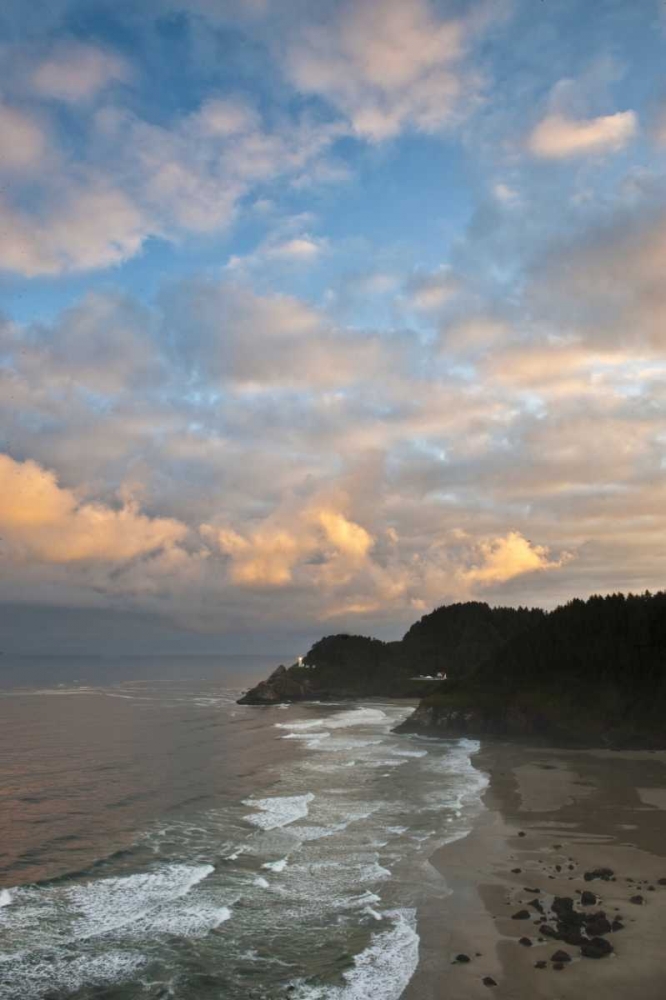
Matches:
[[0, 0, 665, 650]]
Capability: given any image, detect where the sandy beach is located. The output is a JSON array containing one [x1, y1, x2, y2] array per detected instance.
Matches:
[[405, 741, 666, 1000]]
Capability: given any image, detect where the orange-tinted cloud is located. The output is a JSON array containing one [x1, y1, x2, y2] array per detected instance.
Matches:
[[0, 454, 187, 563], [459, 531, 568, 587]]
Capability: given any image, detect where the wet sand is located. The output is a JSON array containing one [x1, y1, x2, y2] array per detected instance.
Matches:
[[405, 742, 666, 1000]]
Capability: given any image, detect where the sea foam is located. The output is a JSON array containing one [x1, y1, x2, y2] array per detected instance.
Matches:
[[291, 908, 419, 1000], [0, 863, 215, 945], [243, 793, 314, 830]]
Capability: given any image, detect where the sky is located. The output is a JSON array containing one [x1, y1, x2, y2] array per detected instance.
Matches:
[[0, 0, 665, 654]]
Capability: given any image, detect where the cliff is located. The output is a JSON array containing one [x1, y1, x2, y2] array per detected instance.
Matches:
[[396, 592, 666, 747]]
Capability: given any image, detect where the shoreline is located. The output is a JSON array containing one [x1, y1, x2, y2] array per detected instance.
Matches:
[[404, 741, 666, 999]]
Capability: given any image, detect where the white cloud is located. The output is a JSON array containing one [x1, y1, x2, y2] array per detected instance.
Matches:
[[0, 101, 47, 171], [31, 43, 129, 103], [406, 267, 460, 313], [0, 180, 148, 276], [493, 182, 519, 205], [286, 0, 475, 140], [528, 110, 637, 159], [0, 89, 344, 276], [266, 235, 326, 260]]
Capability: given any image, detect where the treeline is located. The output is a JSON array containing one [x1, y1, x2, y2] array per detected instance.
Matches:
[[419, 591, 666, 745], [295, 601, 544, 697]]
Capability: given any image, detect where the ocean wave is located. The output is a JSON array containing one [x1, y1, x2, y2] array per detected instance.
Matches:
[[326, 708, 390, 729], [290, 908, 419, 1000], [143, 901, 232, 936], [275, 719, 326, 731], [0, 863, 215, 946], [0, 949, 146, 1000], [243, 793, 314, 831], [262, 858, 288, 873]]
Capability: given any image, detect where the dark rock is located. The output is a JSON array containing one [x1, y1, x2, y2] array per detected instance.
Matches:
[[611, 920, 624, 932], [534, 961, 547, 969], [551, 950, 571, 963], [511, 910, 531, 920], [551, 897, 576, 919], [581, 937, 614, 959], [629, 894, 645, 905], [540, 924, 560, 938], [580, 891, 597, 906], [518, 937, 532, 947], [455, 954, 471, 963], [657, 878, 666, 885], [553, 963, 565, 971], [528, 898, 544, 914], [511, 868, 522, 874], [238, 665, 314, 705], [555, 864, 562, 872], [584, 868, 614, 882], [584, 912, 612, 936], [561, 930, 585, 947], [518, 831, 526, 837], [523, 887, 540, 893], [482, 977, 497, 987]]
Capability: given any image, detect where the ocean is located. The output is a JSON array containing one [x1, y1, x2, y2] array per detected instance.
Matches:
[[0, 657, 488, 999]]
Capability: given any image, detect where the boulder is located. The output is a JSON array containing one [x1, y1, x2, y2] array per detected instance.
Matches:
[[584, 912, 612, 936], [583, 868, 614, 882], [551, 950, 571, 963], [581, 937, 613, 959]]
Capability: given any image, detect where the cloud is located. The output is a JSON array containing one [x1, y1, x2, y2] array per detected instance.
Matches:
[[266, 235, 326, 261], [528, 110, 637, 159], [30, 42, 129, 103], [0, 454, 187, 564], [0, 86, 344, 276], [531, 210, 666, 351], [458, 531, 568, 587], [22, 292, 162, 394], [228, 228, 329, 269], [0, 179, 148, 276], [0, 101, 47, 171], [163, 277, 394, 388], [406, 266, 460, 313], [202, 502, 373, 587], [285, 0, 479, 140]]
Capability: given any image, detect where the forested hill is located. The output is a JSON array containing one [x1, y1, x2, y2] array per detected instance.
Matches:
[[237, 601, 542, 703], [398, 592, 666, 747]]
